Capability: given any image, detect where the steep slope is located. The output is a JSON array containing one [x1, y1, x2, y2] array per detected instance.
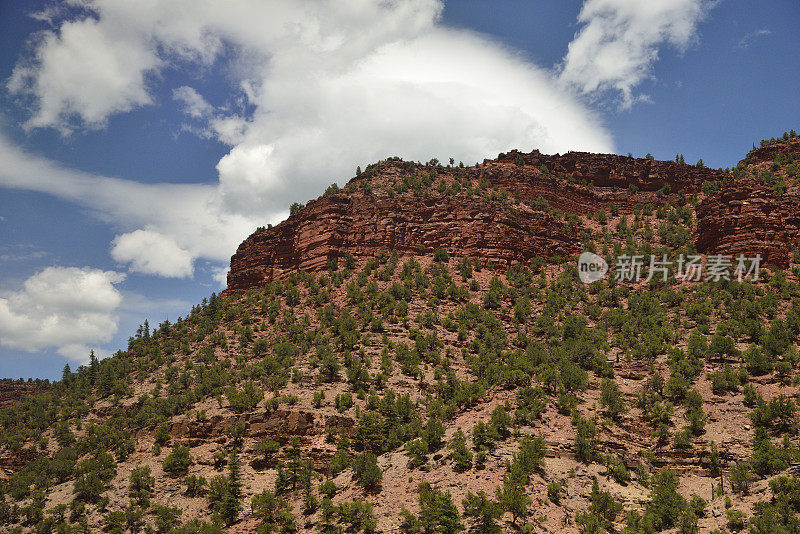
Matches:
[[2, 134, 800, 534]]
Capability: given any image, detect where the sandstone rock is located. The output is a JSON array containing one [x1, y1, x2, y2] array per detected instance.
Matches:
[[227, 151, 729, 291], [227, 192, 579, 290], [696, 179, 799, 268]]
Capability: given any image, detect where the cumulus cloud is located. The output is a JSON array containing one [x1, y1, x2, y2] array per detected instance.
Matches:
[[2, 0, 712, 281], [0, 134, 258, 276], [0, 267, 125, 363], [559, 0, 712, 108], [8, 16, 160, 132], [111, 229, 194, 278], [215, 26, 615, 215]]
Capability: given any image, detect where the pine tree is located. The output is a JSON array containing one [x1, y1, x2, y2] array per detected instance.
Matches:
[[417, 483, 464, 534], [449, 429, 473, 472], [228, 452, 241, 498], [353, 452, 382, 493], [220, 452, 242, 525], [495, 478, 530, 526], [89, 350, 98, 385], [61, 363, 71, 383], [462, 491, 502, 534]]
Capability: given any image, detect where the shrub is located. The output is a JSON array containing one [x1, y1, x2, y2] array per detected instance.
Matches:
[[163, 445, 192, 477], [128, 466, 154, 506], [225, 380, 264, 412], [727, 509, 746, 531], [547, 481, 562, 504], [433, 249, 450, 263], [646, 470, 686, 531], [152, 504, 182, 533], [335, 392, 354, 412], [405, 439, 428, 468], [184, 475, 207, 497], [573, 415, 598, 463], [750, 394, 796, 432], [423, 416, 446, 452], [319, 480, 337, 499], [254, 439, 281, 466], [408, 483, 464, 533], [449, 429, 473, 472], [688, 495, 707, 517], [352, 452, 382, 493], [336, 499, 377, 533], [600, 378, 626, 419], [730, 462, 751, 494], [462, 491, 502, 534], [577, 477, 622, 533], [73, 472, 105, 503], [678, 509, 698, 534], [496, 478, 530, 526], [251, 489, 294, 532]]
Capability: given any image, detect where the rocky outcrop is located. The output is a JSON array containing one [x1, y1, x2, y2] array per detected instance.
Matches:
[[0, 379, 48, 408], [740, 137, 800, 167], [168, 409, 317, 446], [491, 149, 728, 214], [227, 192, 579, 290], [696, 180, 800, 268]]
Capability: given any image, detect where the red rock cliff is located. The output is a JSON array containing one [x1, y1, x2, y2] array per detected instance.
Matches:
[[696, 139, 800, 268], [227, 192, 579, 290], [226, 150, 738, 291]]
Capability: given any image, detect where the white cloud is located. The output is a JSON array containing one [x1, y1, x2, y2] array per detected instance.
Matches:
[[211, 265, 230, 288], [0, 134, 259, 276], [215, 26, 615, 215], [173, 86, 213, 119], [1, 0, 619, 277], [737, 28, 771, 50], [111, 229, 194, 278], [0, 267, 125, 363], [3, 0, 710, 281], [559, 0, 712, 108], [8, 16, 160, 132]]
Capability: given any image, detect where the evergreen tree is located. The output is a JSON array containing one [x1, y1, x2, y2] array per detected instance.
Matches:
[[462, 491, 502, 534], [495, 478, 529, 526], [417, 483, 464, 534], [220, 452, 242, 525], [61, 363, 71, 383], [449, 429, 473, 472], [89, 350, 99, 385], [353, 452, 382, 493]]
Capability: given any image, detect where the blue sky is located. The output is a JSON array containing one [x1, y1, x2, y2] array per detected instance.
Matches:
[[0, 0, 797, 380]]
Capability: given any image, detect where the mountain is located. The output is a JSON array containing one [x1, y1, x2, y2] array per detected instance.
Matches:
[[2, 131, 800, 534]]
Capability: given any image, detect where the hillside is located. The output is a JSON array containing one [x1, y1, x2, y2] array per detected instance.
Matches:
[[2, 132, 800, 534]]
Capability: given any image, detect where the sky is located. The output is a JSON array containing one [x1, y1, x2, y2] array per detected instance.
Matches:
[[0, 0, 798, 380]]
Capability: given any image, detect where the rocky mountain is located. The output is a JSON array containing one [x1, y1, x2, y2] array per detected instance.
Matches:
[[2, 132, 800, 534]]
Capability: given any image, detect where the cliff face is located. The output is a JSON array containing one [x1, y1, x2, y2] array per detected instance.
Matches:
[[222, 143, 800, 292], [227, 150, 737, 291], [696, 181, 791, 267], [492, 149, 726, 214], [227, 193, 579, 290], [696, 138, 800, 268]]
